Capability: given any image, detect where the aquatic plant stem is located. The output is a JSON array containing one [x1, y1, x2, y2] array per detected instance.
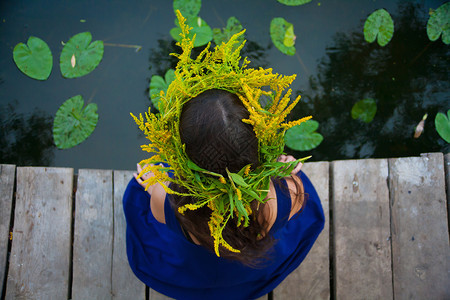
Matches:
[[104, 43, 142, 52]]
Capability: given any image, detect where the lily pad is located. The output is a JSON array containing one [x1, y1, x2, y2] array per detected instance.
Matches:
[[270, 18, 296, 56], [170, 16, 213, 47], [363, 9, 394, 47], [173, 0, 201, 20], [53, 95, 98, 149], [213, 16, 244, 46], [351, 98, 377, 123], [435, 110, 450, 143], [283, 24, 296, 47], [60, 32, 104, 78], [427, 3, 450, 45], [277, 0, 312, 6], [149, 69, 175, 111], [285, 120, 323, 151], [13, 36, 53, 80]]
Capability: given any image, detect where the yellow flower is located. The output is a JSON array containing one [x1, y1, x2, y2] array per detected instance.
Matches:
[[236, 189, 242, 201], [243, 165, 251, 176]]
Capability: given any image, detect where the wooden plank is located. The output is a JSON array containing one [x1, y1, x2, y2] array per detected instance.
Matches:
[[332, 159, 392, 299], [72, 169, 113, 300], [274, 162, 330, 299], [112, 171, 145, 299], [150, 289, 174, 300], [0, 165, 15, 297], [5, 167, 73, 299], [389, 153, 450, 299], [445, 153, 450, 236]]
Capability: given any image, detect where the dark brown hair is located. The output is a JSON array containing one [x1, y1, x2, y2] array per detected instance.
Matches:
[[170, 89, 302, 267]]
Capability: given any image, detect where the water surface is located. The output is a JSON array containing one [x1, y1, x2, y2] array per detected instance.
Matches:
[[0, 0, 448, 170]]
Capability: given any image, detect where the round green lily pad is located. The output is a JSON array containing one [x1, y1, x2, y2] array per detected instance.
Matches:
[[173, 0, 201, 20], [170, 16, 213, 47], [149, 69, 175, 111], [53, 95, 98, 149], [213, 16, 244, 46], [60, 32, 104, 78], [285, 120, 323, 151], [277, 0, 312, 6], [270, 18, 296, 56], [13, 36, 53, 80], [435, 109, 450, 143], [351, 98, 377, 123], [363, 9, 394, 47], [427, 3, 449, 45]]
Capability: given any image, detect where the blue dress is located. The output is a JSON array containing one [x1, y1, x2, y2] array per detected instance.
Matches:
[[123, 171, 324, 300]]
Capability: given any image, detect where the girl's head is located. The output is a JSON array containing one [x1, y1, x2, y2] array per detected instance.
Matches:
[[173, 89, 273, 266], [180, 89, 259, 176]]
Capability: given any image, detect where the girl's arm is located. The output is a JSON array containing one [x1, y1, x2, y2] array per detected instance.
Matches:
[[133, 163, 167, 224]]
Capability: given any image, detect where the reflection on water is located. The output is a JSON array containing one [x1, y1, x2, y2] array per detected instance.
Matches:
[[290, 2, 450, 161], [0, 0, 448, 169], [0, 101, 55, 166]]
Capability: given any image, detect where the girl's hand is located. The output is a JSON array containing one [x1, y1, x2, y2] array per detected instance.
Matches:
[[277, 154, 303, 175], [133, 163, 154, 193]]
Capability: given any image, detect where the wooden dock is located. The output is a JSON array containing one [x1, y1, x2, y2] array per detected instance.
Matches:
[[0, 153, 449, 300]]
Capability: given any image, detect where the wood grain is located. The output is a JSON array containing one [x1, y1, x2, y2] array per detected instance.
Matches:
[[0, 165, 15, 297], [389, 153, 450, 299], [5, 167, 73, 300], [274, 161, 330, 299], [112, 171, 146, 299], [332, 159, 392, 300], [72, 169, 113, 300]]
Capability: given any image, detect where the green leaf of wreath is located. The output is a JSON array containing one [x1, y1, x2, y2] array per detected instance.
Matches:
[[229, 172, 250, 188], [13, 36, 53, 80]]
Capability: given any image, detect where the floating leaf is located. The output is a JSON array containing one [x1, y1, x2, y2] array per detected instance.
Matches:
[[283, 24, 296, 47], [213, 16, 244, 46], [13, 36, 53, 80], [285, 120, 323, 151], [53, 95, 98, 149], [351, 98, 377, 123], [277, 0, 312, 6], [270, 17, 296, 56], [173, 0, 201, 20], [435, 110, 450, 143], [170, 16, 213, 47], [427, 3, 449, 45], [60, 32, 104, 78], [363, 9, 394, 47], [149, 69, 175, 111]]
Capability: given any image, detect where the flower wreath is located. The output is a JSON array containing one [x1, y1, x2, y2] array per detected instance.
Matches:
[[131, 10, 312, 257]]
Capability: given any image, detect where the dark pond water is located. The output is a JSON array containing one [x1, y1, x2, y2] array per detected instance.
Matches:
[[1, 0, 448, 171]]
